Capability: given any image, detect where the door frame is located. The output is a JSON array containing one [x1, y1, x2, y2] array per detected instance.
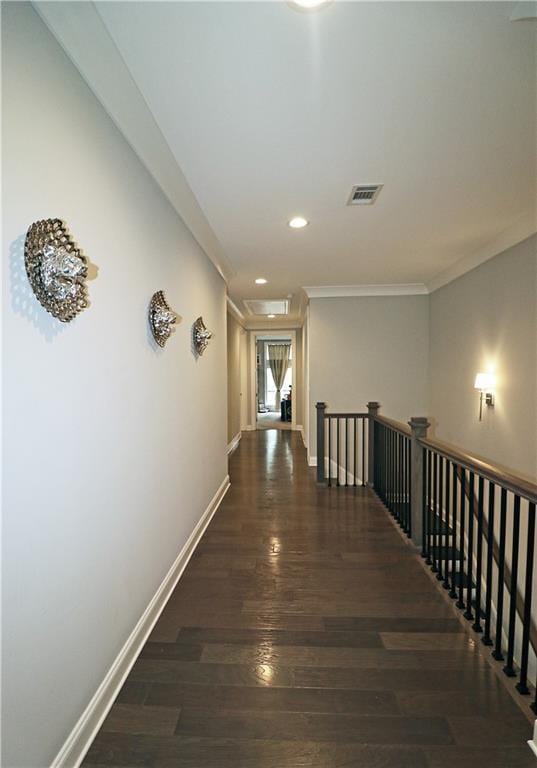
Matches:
[[249, 330, 297, 431]]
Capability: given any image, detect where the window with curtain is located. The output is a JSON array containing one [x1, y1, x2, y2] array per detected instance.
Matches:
[[265, 343, 292, 409]]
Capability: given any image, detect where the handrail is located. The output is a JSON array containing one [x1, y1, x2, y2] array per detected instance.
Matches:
[[420, 436, 537, 504], [374, 414, 412, 438], [324, 412, 369, 418]]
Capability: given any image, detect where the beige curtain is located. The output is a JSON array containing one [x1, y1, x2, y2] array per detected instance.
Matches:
[[268, 344, 290, 408]]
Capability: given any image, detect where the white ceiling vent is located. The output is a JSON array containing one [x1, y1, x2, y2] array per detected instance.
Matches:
[[347, 184, 383, 206], [243, 298, 289, 316]]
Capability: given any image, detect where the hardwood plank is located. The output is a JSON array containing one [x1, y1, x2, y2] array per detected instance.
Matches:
[[380, 632, 472, 650], [129, 659, 295, 687], [424, 746, 537, 768], [323, 617, 463, 632], [447, 715, 533, 746], [101, 705, 181, 736], [145, 682, 400, 715], [85, 733, 429, 768], [200, 644, 487, 670], [139, 644, 202, 661], [174, 709, 454, 745], [175, 626, 383, 648]]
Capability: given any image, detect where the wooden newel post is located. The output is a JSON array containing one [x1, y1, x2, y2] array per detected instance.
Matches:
[[367, 401, 380, 488], [316, 402, 326, 484], [408, 416, 430, 547]]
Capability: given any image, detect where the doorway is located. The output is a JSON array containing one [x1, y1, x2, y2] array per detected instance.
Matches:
[[250, 332, 296, 431]]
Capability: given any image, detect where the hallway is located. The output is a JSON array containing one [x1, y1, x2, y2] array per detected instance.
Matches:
[[83, 430, 534, 767]]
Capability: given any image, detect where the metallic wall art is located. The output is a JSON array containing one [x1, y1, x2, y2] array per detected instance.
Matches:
[[192, 316, 212, 356], [149, 290, 178, 347], [24, 219, 89, 322]]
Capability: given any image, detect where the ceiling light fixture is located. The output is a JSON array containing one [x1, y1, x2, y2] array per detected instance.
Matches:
[[290, 0, 331, 9], [255, 278, 268, 285], [267, 314, 276, 319], [288, 216, 309, 229]]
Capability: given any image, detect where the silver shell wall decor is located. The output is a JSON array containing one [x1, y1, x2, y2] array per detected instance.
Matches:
[[192, 316, 213, 356], [149, 290, 178, 348], [24, 219, 89, 322]]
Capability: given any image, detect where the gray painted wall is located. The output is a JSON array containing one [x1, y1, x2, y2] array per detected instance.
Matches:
[[2, 5, 227, 766], [429, 234, 537, 480], [227, 313, 243, 442], [308, 295, 429, 456]]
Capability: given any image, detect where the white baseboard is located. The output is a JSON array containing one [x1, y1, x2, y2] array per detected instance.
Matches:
[[528, 721, 537, 758], [227, 432, 241, 454], [244, 424, 255, 432], [51, 475, 230, 768], [308, 456, 317, 467]]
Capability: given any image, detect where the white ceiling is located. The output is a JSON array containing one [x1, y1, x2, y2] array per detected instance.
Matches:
[[39, 2, 536, 322]]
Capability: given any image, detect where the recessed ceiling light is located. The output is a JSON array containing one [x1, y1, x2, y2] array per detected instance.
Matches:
[[291, 0, 331, 9], [267, 314, 276, 319], [255, 278, 268, 284], [288, 216, 309, 229]]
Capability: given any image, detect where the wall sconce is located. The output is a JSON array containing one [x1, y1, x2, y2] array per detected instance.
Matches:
[[474, 372, 495, 421]]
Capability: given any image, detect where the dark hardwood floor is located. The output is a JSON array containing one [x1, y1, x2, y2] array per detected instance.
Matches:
[[84, 430, 534, 768]]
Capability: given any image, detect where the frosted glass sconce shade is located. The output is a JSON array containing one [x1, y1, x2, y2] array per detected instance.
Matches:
[[474, 372, 495, 391]]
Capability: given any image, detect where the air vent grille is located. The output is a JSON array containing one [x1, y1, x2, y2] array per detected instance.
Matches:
[[243, 298, 289, 317], [347, 184, 383, 206]]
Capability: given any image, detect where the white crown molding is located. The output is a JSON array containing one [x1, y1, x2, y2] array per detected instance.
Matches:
[[303, 283, 428, 299], [226, 296, 244, 323], [427, 213, 537, 294], [33, 1, 234, 284]]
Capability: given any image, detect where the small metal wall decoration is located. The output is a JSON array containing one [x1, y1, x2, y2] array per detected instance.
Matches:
[[192, 316, 212, 356], [24, 219, 89, 322], [149, 290, 178, 348]]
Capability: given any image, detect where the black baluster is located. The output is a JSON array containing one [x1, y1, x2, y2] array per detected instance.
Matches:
[[464, 471, 475, 621], [406, 439, 411, 536], [482, 482, 495, 645], [449, 462, 458, 599], [422, 447, 428, 558], [390, 429, 394, 515], [328, 417, 332, 486], [379, 426, 387, 503], [431, 453, 438, 573], [353, 418, 357, 487], [492, 488, 507, 661], [395, 432, 404, 527], [388, 428, 392, 512], [345, 418, 349, 487], [405, 438, 409, 534], [336, 417, 340, 487], [516, 501, 535, 695], [361, 417, 366, 487], [373, 421, 377, 490], [425, 450, 432, 563], [443, 460, 451, 589], [437, 456, 444, 581], [457, 470, 466, 610], [472, 476, 484, 632], [503, 494, 521, 677]]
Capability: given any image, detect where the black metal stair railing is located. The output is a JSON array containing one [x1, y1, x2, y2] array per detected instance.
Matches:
[[315, 402, 368, 487], [421, 438, 537, 711], [373, 418, 412, 537], [315, 400, 537, 713]]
